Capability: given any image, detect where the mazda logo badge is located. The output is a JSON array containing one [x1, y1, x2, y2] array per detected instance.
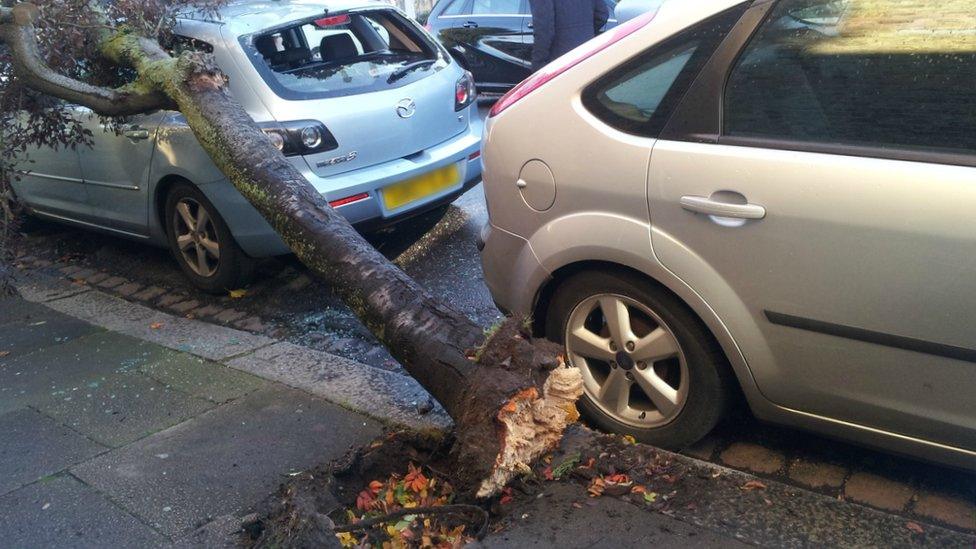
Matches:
[[396, 98, 416, 119]]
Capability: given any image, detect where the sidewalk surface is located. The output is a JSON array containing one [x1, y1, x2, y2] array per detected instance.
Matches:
[[0, 279, 757, 548], [3, 273, 974, 548], [0, 292, 380, 546]]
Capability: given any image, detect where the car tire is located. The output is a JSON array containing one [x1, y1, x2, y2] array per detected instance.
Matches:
[[164, 182, 254, 294], [546, 270, 732, 449]]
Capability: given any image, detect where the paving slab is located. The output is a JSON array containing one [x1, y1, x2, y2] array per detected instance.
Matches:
[[0, 331, 174, 415], [0, 308, 101, 360], [38, 290, 275, 360], [0, 474, 166, 548], [171, 514, 240, 549], [0, 408, 106, 496], [227, 341, 450, 429], [36, 370, 216, 448], [1, 295, 67, 325], [484, 483, 746, 548], [845, 471, 915, 512], [138, 352, 268, 404], [72, 386, 380, 537]]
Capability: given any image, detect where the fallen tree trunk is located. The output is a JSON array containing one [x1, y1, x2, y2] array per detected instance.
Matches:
[[0, 3, 581, 496]]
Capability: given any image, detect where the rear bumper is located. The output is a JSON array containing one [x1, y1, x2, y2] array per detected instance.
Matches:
[[200, 115, 484, 258], [479, 222, 550, 318]]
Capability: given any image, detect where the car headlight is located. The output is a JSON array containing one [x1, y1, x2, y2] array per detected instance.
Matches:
[[455, 71, 477, 111]]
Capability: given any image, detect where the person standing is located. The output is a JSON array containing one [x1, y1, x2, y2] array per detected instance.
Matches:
[[529, 0, 610, 71]]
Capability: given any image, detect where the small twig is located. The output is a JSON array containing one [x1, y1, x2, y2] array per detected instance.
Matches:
[[334, 504, 490, 540], [59, 21, 115, 32]]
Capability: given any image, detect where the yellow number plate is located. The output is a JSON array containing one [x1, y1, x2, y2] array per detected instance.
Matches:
[[382, 164, 460, 211]]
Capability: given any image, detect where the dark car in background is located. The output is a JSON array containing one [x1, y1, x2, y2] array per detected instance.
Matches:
[[426, 0, 618, 94]]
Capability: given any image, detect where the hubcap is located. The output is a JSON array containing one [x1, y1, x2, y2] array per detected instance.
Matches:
[[564, 294, 689, 429], [173, 198, 220, 277]]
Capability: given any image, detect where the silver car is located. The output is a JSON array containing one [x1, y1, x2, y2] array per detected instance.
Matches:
[[480, 0, 976, 468], [13, 0, 482, 292]]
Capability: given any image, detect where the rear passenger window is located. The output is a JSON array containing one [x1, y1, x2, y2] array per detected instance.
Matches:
[[471, 0, 520, 15], [441, 0, 468, 16], [245, 9, 442, 100], [725, 0, 976, 156], [582, 6, 745, 137]]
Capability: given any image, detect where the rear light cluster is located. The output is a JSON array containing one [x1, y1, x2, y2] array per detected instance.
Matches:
[[489, 9, 658, 117], [455, 70, 477, 111], [259, 120, 339, 157]]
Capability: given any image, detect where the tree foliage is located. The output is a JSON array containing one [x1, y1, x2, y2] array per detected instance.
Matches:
[[0, 0, 220, 291]]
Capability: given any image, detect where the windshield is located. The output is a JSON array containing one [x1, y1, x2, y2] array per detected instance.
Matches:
[[241, 9, 446, 100]]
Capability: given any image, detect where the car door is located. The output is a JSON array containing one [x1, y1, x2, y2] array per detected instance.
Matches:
[[647, 0, 976, 449], [8, 107, 89, 221], [445, 0, 530, 92], [75, 108, 166, 236]]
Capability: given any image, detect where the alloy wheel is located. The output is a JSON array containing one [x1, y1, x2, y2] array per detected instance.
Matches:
[[173, 197, 220, 278], [564, 294, 689, 428]]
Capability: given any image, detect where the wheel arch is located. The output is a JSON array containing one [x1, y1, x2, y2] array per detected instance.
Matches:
[[153, 174, 194, 236]]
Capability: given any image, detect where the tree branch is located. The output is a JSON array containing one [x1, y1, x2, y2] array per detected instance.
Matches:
[[0, 4, 172, 116]]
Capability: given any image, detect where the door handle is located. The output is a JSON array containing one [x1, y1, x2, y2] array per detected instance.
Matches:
[[527, 23, 534, 29], [679, 195, 766, 220], [123, 126, 150, 140], [462, 21, 479, 28]]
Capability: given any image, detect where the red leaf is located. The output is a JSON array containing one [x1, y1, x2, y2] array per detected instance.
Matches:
[[500, 487, 514, 505], [405, 463, 429, 493], [355, 489, 375, 511], [741, 480, 767, 491], [906, 521, 924, 534]]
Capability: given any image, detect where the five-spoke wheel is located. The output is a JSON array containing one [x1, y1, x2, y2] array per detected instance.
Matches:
[[165, 182, 254, 293], [547, 270, 732, 449], [174, 197, 221, 278], [565, 294, 689, 428]]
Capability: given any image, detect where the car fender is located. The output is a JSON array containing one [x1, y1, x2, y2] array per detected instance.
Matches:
[[526, 211, 772, 412]]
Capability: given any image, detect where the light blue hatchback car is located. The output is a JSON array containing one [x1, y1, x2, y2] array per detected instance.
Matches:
[[12, 0, 483, 291]]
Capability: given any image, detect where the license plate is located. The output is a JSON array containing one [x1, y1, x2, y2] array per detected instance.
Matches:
[[382, 164, 460, 211]]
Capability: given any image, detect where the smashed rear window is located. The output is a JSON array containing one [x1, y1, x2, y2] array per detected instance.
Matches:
[[241, 9, 447, 100]]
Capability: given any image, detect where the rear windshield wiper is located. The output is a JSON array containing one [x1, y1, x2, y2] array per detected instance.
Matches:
[[387, 59, 436, 84]]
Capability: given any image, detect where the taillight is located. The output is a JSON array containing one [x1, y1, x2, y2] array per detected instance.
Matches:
[[314, 14, 350, 27], [455, 71, 477, 111], [488, 9, 658, 118], [259, 120, 338, 157]]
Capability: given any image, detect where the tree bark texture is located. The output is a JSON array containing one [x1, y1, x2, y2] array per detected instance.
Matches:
[[0, 3, 582, 496]]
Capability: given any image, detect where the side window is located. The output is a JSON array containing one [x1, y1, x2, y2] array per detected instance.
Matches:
[[725, 0, 976, 155], [471, 0, 520, 15], [582, 6, 745, 136], [442, 0, 469, 16]]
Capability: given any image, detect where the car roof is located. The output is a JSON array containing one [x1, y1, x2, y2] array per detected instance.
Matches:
[[179, 0, 395, 36]]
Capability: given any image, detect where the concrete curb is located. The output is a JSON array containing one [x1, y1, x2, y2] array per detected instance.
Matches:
[[14, 273, 451, 431]]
